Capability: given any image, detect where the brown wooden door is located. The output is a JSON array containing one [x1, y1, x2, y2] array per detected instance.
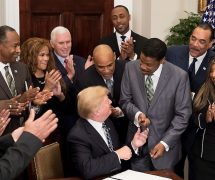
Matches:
[[19, 0, 114, 58]]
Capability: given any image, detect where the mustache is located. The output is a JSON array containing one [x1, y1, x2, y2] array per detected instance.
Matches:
[[190, 47, 199, 52]]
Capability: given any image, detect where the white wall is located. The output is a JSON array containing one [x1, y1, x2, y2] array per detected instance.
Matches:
[[0, 0, 199, 41], [114, 0, 199, 41], [0, 0, 19, 33]]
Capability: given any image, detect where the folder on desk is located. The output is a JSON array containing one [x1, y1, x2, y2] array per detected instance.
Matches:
[[104, 169, 172, 180]]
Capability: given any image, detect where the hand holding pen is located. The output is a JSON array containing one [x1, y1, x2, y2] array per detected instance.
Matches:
[[138, 112, 150, 128]]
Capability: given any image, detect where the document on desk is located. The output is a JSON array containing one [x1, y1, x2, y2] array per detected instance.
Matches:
[[103, 169, 172, 180]]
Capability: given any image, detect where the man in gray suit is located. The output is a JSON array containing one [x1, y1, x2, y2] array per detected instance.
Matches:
[[120, 38, 192, 171]]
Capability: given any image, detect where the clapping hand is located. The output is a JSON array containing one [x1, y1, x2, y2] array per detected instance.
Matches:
[[44, 70, 62, 91], [84, 55, 94, 69], [120, 37, 135, 60], [65, 55, 75, 80], [206, 103, 215, 123]]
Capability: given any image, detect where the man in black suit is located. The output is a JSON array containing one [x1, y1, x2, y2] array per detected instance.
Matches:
[[100, 5, 147, 61], [165, 23, 215, 179], [77, 44, 128, 143], [0, 109, 58, 180], [67, 86, 148, 179], [50, 26, 94, 175], [50, 26, 86, 130], [0, 25, 46, 135]]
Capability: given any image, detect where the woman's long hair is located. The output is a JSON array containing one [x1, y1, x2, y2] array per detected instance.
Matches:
[[20, 37, 66, 93], [193, 58, 215, 112]]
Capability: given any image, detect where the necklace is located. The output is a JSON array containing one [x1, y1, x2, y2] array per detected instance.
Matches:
[[38, 80, 45, 84]]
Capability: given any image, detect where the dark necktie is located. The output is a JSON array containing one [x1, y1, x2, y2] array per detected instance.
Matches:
[[121, 35, 126, 42], [64, 59, 70, 73], [4, 66, 16, 97], [145, 75, 154, 102], [102, 123, 114, 151], [106, 79, 113, 96], [188, 58, 197, 91]]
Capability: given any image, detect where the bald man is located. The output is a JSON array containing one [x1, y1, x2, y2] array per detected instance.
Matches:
[[77, 44, 128, 144]]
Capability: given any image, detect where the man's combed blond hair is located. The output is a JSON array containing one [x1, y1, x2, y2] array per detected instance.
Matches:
[[77, 86, 109, 119]]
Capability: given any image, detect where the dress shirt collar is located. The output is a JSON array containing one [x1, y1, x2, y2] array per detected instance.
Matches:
[[145, 63, 163, 79], [87, 118, 103, 131], [0, 62, 10, 71], [103, 76, 114, 83], [145, 64, 163, 91], [116, 30, 131, 43], [0, 62, 11, 74], [189, 51, 206, 73]]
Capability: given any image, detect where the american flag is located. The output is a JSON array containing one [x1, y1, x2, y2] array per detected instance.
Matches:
[[202, 0, 215, 29]]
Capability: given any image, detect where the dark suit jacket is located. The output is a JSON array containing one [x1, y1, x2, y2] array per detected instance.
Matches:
[[77, 60, 125, 107], [0, 62, 32, 134], [0, 132, 42, 180], [53, 53, 86, 137], [100, 31, 148, 60], [67, 118, 121, 179], [165, 45, 215, 93], [76, 60, 128, 143], [192, 96, 215, 162]]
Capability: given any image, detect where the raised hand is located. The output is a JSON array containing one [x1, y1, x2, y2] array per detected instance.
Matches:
[[44, 70, 62, 91], [206, 103, 215, 123], [132, 128, 148, 149], [84, 55, 94, 69], [120, 37, 135, 60], [23, 109, 58, 142], [18, 86, 40, 103], [65, 55, 75, 80], [52, 82, 65, 101], [33, 90, 53, 105], [0, 97, 27, 116]]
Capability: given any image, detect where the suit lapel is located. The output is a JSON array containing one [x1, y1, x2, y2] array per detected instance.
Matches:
[[83, 119, 111, 152], [150, 62, 169, 107], [196, 52, 210, 77], [113, 33, 120, 57], [0, 73, 12, 98], [135, 61, 148, 110]]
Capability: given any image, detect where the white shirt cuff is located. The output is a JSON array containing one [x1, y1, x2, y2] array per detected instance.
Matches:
[[134, 111, 142, 127], [114, 107, 124, 117], [130, 53, 137, 61], [114, 151, 121, 164], [160, 141, 169, 152]]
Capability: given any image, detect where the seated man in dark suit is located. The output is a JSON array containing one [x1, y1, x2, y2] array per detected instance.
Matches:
[[0, 108, 58, 180], [77, 44, 127, 143], [100, 5, 147, 61], [67, 86, 148, 179]]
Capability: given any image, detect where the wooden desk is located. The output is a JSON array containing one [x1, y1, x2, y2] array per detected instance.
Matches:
[[50, 169, 183, 180]]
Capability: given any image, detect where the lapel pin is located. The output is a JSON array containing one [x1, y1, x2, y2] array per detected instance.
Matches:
[[203, 67, 206, 70], [14, 70, 18, 73]]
